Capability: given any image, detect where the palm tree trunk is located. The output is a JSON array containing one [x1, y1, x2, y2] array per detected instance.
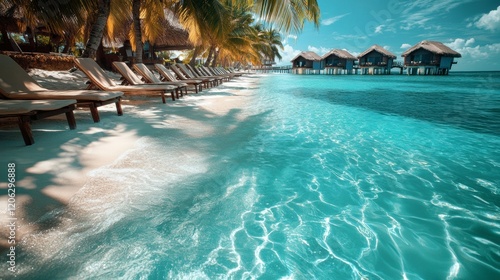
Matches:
[[1, 29, 9, 50], [211, 48, 219, 67], [82, 0, 111, 58], [96, 40, 106, 67], [204, 46, 214, 67], [62, 34, 74, 54], [26, 27, 36, 51], [189, 46, 200, 66], [132, 0, 143, 64]]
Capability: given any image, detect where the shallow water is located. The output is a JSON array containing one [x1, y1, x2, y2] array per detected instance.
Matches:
[[4, 72, 500, 279]]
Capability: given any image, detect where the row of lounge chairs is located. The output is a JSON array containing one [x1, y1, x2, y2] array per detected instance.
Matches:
[[0, 54, 243, 145]]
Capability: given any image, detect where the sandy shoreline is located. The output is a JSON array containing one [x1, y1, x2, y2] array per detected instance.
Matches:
[[0, 69, 261, 251]]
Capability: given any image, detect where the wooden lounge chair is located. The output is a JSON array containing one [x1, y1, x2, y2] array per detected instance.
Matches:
[[74, 58, 178, 104], [185, 64, 224, 85], [227, 67, 244, 76], [195, 66, 228, 82], [215, 66, 242, 78], [0, 99, 77, 145], [201, 66, 233, 81], [0, 54, 123, 123], [173, 64, 216, 88], [129, 63, 189, 96], [154, 64, 203, 93], [112, 61, 187, 99], [170, 64, 212, 89]]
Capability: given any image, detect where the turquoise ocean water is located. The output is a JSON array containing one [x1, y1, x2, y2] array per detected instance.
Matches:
[[5, 72, 500, 279]]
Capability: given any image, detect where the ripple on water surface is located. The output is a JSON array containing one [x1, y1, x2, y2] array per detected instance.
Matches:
[[4, 73, 500, 279]]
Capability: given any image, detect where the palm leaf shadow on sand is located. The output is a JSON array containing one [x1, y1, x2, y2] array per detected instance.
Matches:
[[0, 80, 273, 279]]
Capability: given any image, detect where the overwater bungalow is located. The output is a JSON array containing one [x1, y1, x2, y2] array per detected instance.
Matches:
[[291, 51, 322, 74], [322, 49, 357, 75], [357, 45, 396, 75], [402, 40, 461, 75]]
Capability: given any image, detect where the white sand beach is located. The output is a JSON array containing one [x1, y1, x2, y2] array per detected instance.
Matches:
[[0, 68, 261, 251]]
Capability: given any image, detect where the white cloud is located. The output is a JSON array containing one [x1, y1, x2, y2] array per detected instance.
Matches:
[[281, 34, 298, 45], [446, 38, 468, 50], [307, 46, 330, 56], [400, 21, 426, 30], [277, 44, 331, 65], [465, 38, 475, 46], [475, 5, 500, 31], [277, 44, 301, 65], [341, 48, 359, 57], [307, 45, 319, 53], [400, 43, 412, 49], [486, 43, 500, 53], [321, 13, 350, 26], [445, 38, 500, 60], [463, 45, 489, 59], [400, 0, 472, 30], [383, 45, 391, 51], [416, 31, 447, 38], [331, 32, 368, 41], [375, 25, 384, 34]]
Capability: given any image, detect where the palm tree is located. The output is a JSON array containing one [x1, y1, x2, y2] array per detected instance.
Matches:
[[256, 26, 283, 64], [1, 0, 94, 53], [132, 0, 142, 63], [80, 0, 321, 61], [82, 0, 111, 58], [89, 0, 173, 62], [178, 0, 319, 66], [236, 0, 320, 34], [173, 0, 229, 66], [212, 1, 260, 66]]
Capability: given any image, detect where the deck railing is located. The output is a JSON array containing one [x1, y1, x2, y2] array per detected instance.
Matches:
[[359, 61, 387, 67], [253, 65, 292, 73], [404, 61, 439, 66], [392, 61, 403, 67]]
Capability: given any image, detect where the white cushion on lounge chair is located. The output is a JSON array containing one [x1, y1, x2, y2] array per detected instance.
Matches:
[[75, 58, 177, 92], [155, 64, 203, 84], [132, 63, 188, 87], [1, 90, 122, 101], [0, 99, 77, 115], [0, 54, 124, 123], [0, 54, 124, 100]]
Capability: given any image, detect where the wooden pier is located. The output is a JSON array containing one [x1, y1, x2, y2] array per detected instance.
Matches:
[[391, 61, 404, 74], [252, 60, 456, 76], [253, 65, 292, 73]]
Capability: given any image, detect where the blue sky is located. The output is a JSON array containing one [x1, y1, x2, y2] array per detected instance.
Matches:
[[277, 0, 500, 71]]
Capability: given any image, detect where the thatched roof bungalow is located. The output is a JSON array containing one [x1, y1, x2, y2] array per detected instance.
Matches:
[[322, 49, 357, 74], [402, 40, 461, 75], [291, 51, 322, 74], [357, 45, 396, 75]]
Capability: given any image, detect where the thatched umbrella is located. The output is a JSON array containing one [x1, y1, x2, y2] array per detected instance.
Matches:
[[0, 4, 23, 50], [151, 9, 191, 51], [151, 25, 191, 51], [0, 16, 23, 33], [102, 8, 191, 52], [100, 8, 191, 68]]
